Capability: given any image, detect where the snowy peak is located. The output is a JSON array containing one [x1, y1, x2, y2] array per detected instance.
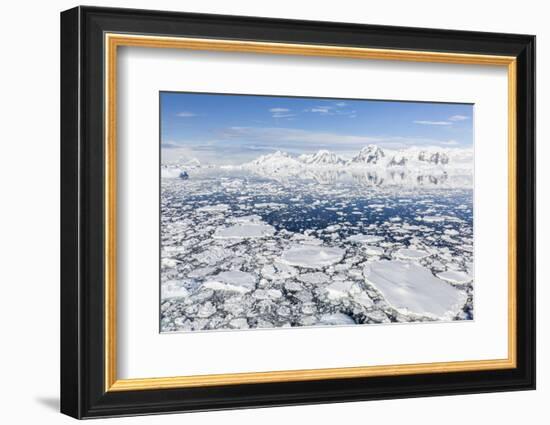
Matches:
[[241, 145, 471, 174], [244, 151, 302, 170], [299, 150, 346, 166], [418, 151, 449, 165], [388, 155, 408, 167], [350, 145, 386, 165]]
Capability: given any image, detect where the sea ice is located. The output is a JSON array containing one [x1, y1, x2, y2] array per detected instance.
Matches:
[[437, 270, 472, 285], [318, 313, 356, 325], [280, 245, 345, 269], [325, 281, 355, 300], [422, 216, 445, 223], [346, 234, 384, 244], [197, 204, 230, 212], [363, 260, 467, 319], [203, 271, 257, 294], [396, 248, 430, 260], [363, 245, 384, 256], [213, 223, 275, 239], [230, 215, 263, 223], [161, 280, 189, 299], [297, 272, 330, 285]]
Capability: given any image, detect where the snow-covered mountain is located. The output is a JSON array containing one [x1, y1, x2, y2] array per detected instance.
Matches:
[[350, 145, 386, 165], [418, 151, 449, 165], [238, 145, 472, 187], [243, 151, 302, 174], [243, 145, 471, 171], [298, 150, 346, 166]]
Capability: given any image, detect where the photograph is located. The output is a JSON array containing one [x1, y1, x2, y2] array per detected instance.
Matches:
[[159, 92, 475, 333]]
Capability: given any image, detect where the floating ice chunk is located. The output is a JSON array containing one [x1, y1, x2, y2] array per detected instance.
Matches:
[[196, 302, 217, 318], [365, 310, 390, 323], [319, 313, 355, 325], [396, 248, 430, 260], [444, 229, 460, 236], [441, 235, 459, 244], [229, 318, 249, 329], [291, 233, 323, 245], [260, 265, 277, 280], [326, 281, 355, 300], [284, 280, 304, 292], [191, 246, 233, 265], [437, 270, 472, 285], [363, 245, 384, 256], [325, 281, 371, 307], [422, 216, 445, 222], [272, 261, 299, 279], [347, 234, 384, 244], [197, 204, 230, 212], [363, 260, 466, 319], [297, 272, 330, 285], [254, 202, 285, 209], [187, 266, 216, 279], [230, 215, 263, 223], [213, 223, 275, 239], [280, 245, 345, 269], [161, 258, 180, 268], [203, 271, 257, 294], [161, 280, 189, 299], [253, 289, 283, 300]]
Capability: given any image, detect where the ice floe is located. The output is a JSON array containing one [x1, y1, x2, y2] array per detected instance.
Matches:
[[203, 271, 257, 294], [197, 204, 230, 212], [319, 313, 356, 325], [363, 260, 467, 319], [346, 234, 384, 244], [161, 280, 190, 299], [280, 245, 345, 269], [437, 270, 472, 285], [213, 223, 275, 239], [396, 248, 431, 260]]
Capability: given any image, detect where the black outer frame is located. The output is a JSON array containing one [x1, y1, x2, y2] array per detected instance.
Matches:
[[60, 5, 536, 419]]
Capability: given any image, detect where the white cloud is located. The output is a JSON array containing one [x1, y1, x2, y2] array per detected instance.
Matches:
[[272, 113, 295, 118], [306, 104, 355, 116], [269, 107, 290, 113], [449, 114, 469, 121], [176, 111, 197, 118], [269, 107, 295, 118], [413, 120, 452, 126], [440, 140, 459, 146], [309, 106, 332, 114]]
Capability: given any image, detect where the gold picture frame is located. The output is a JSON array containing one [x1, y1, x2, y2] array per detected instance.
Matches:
[[104, 33, 517, 392]]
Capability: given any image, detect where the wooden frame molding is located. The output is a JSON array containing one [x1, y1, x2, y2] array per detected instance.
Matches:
[[104, 33, 518, 392]]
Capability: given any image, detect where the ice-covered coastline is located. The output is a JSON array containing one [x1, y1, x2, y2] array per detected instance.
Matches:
[[160, 156, 474, 332]]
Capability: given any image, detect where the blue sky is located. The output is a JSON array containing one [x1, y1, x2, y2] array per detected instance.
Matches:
[[160, 92, 473, 164]]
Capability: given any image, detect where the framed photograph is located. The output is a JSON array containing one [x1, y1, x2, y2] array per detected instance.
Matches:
[[60, 6, 535, 419]]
